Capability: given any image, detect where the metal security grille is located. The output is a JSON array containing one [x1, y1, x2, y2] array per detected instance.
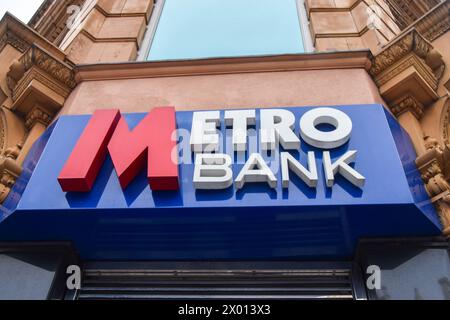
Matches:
[[76, 267, 354, 300]]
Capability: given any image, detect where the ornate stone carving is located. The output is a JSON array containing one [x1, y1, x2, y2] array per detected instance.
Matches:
[[374, 54, 438, 90], [0, 107, 28, 205], [370, 29, 443, 80], [11, 68, 72, 102], [391, 95, 425, 119], [6, 59, 26, 91], [418, 136, 446, 194], [385, 0, 441, 30], [18, 44, 77, 90], [0, 145, 23, 203], [424, 135, 443, 152], [369, 29, 444, 129], [0, 11, 75, 205], [427, 175, 450, 197], [0, 109, 6, 154], [3, 143, 23, 161], [25, 106, 53, 130], [7, 44, 76, 121], [426, 49, 446, 81], [436, 197, 450, 236], [408, 0, 450, 42], [371, 31, 418, 75], [443, 100, 450, 146], [0, 30, 29, 53], [416, 136, 450, 235], [0, 168, 22, 203], [1, 12, 67, 59]]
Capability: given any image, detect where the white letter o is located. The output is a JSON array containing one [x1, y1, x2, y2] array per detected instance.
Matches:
[[300, 108, 353, 149]]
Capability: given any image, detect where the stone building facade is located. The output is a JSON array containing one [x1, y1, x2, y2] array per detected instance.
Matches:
[[0, 0, 448, 234], [0, 0, 449, 301]]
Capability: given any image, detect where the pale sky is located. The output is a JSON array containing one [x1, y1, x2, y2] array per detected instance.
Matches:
[[0, 0, 45, 23]]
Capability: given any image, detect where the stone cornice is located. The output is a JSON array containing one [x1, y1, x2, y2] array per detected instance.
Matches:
[[77, 28, 140, 47], [0, 30, 29, 53], [28, 0, 54, 28], [0, 12, 66, 60], [61, 1, 151, 53], [374, 53, 438, 90], [95, 1, 151, 22], [369, 29, 444, 115], [7, 44, 76, 120], [402, 0, 450, 42], [306, 0, 390, 17], [370, 29, 439, 77], [29, 0, 86, 46], [7, 44, 76, 114], [313, 26, 388, 41], [19, 45, 77, 89], [74, 50, 372, 82], [306, 0, 401, 48], [385, 0, 442, 30]]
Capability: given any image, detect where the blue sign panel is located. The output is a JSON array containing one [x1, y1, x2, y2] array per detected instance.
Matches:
[[0, 104, 442, 260]]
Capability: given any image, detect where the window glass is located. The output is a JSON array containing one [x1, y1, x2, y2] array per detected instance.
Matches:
[[148, 0, 305, 60]]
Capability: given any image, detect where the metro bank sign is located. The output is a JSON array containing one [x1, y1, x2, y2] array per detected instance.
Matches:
[[0, 104, 442, 261], [57, 107, 365, 194]]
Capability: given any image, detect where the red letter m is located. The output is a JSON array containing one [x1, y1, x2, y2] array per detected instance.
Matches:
[[58, 107, 179, 192]]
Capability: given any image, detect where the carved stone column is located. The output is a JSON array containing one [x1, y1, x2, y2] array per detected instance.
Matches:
[[0, 144, 23, 203], [0, 43, 76, 203], [0, 107, 26, 203], [16, 105, 53, 165], [370, 27, 450, 235], [370, 29, 444, 155], [392, 95, 427, 155], [7, 44, 76, 162], [416, 137, 450, 235]]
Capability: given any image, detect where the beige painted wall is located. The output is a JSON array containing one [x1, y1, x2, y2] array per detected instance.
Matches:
[[61, 68, 385, 115]]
